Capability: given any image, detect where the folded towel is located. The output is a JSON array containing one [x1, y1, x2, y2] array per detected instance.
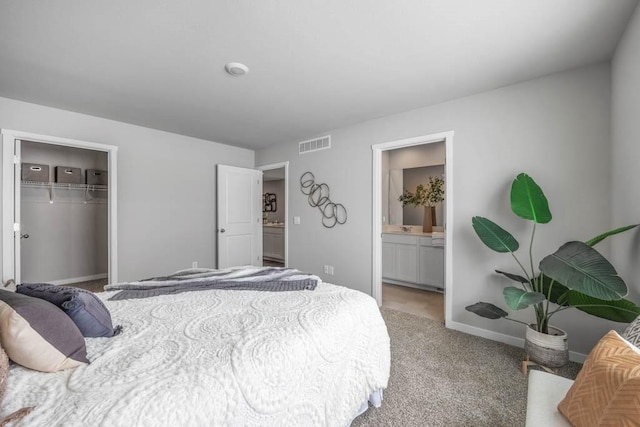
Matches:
[[431, 231, 445, 247]]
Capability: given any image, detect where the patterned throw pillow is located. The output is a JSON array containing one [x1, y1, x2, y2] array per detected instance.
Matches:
[[557, 330, 640, 426], [0, 290, 89, 372], [622, 315, 640, 347]]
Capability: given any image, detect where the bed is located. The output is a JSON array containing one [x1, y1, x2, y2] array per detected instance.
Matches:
[[1, 268, 390, 426]]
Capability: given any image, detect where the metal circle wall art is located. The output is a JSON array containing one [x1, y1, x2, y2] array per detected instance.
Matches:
[[300, 172, 347, 228]]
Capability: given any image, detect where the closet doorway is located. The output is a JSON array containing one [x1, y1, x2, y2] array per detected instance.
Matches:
[[2, 129, 118, 286]]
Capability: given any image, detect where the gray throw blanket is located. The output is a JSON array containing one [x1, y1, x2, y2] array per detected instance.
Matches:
[[105, 266, 320, 301]]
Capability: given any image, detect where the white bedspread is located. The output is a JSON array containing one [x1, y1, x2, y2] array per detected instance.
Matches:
[[2, 282, 390, 426]]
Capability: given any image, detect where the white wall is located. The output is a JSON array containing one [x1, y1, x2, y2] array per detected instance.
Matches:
[[257, 63, 614, 355], [21, 141, 108, 282], [0, 96, 254, 282], [612, 5, 640, 305], [388, 141, 445, 170]]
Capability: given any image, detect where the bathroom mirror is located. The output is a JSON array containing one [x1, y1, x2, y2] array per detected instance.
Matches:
[[400, 165, 444, 226], [381, 141, 446, 227]]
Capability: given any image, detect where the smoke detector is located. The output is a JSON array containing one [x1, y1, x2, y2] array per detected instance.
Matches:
[[225, 62, 249, 76]]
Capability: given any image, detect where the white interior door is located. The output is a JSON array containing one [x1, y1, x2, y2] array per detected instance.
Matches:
[[217, 165, 262, 268]]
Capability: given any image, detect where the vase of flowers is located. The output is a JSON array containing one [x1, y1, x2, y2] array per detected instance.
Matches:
[[398, 176, 444, 233]]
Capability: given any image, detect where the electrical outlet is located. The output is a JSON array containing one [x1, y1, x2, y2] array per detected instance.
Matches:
[[328, 265, 334, 275], [323, 265, 334, 275], [294, 216, 301, 225], [323, 265, 328, 274], [192, 261, 198, 269]]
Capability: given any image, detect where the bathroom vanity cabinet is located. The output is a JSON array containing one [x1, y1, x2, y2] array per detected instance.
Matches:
[[263, 224, 285, 262], [382, 233, 444, 291]]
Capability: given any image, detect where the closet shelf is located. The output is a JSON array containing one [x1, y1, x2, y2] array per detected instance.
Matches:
[[21, 181, 108, 191], [21, 181, 108, 204]]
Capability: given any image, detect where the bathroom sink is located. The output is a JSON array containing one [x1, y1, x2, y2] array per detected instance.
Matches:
[[382, 225, 444, 234]]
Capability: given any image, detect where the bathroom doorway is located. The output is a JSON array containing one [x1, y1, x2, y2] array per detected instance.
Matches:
[[372, 131, 454, 326], [259, 162, 289, 267]]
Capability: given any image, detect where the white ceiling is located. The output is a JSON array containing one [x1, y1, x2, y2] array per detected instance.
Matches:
[[0, 1, 637, 150]]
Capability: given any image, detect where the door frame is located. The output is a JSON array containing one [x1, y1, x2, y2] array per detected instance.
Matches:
[[2, 129, 118, 284], [371, 130, 454, 327], [257, 161, 289, 267]]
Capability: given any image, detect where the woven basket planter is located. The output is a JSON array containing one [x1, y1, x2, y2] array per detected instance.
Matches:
[[524, 324, 568, 368]]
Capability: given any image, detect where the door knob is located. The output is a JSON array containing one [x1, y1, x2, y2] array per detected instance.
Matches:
[[219, 229, 226, 233], [20, 233, 29, 239]]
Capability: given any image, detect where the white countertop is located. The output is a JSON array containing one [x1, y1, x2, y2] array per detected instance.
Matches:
[[264, 223, 285, 228], [382, 225, 444, 236], [383, 231, 435, 237]]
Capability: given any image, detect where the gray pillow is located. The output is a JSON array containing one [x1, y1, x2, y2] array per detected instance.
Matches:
[[0, 290, 89, 372], [17, 283, 120, 338], [622, 315, 640, 347]]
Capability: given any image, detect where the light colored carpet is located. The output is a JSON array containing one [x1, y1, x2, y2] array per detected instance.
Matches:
[[66, 278, 108, 293], [352, 308, 581, 427]]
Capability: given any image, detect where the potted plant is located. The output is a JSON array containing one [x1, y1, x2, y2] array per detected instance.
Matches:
[[398, 175, 444, 233], [466, 172, 639, 367]]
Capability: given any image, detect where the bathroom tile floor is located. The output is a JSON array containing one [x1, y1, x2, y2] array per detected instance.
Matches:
[[382, 283, 444, 323]]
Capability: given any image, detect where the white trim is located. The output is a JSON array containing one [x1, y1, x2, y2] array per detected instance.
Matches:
[[447, 320, 588, 364], [49, 273, 108, 286], [1, 129, 118, 284], [2, 135, 15, 285], [257, 162, 289, 267], [371, 131, 454, 330]]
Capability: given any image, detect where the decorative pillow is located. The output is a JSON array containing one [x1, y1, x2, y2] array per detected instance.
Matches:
[[0, 344, 34, 425], [622, 315, 640, 347], [17, 283, 119, 338], [557, 330, 640, 426], [0, 290, 89, 372]]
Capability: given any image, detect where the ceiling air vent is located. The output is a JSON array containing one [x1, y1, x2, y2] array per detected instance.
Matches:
[[298, 135, 331, 155]]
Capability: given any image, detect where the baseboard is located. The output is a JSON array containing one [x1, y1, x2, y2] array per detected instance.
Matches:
[[447, 320, 587, 364], [383, 279, 444, 293], [49, 273, 108, 286]]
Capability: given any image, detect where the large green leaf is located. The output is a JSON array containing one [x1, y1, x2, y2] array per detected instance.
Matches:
[[465, 302, 508, 319], [472, 217, 519, 253], [510, 173, 552, 224], [496, 270, 528, 284], [585, 224, 639, 247], [566, 292, 640, 323], [503, 287, 545, 310], [539, 241, 628, 301], [539, 275, 570, 306], [538, 275, 639, 322]]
